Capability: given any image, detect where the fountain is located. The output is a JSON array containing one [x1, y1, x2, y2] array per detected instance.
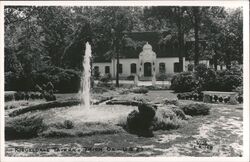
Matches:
[[79, 42, 92, 109]]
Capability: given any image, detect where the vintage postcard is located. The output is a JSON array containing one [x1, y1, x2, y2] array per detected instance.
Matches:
[[0, 0, 249, 162]]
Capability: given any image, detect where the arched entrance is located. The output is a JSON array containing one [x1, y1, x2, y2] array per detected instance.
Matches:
[[144, 62, 152, 77]]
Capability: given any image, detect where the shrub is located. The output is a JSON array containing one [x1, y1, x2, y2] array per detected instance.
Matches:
[[127, 75, 135, 80], [170, 107, 187, 120], [187, 64, 194, 71], [218, 97, 223, 102], [234, 85, 243, 96], [33, 67, 81, 93], [164, 99, 179, 106], [216, 71, 242, 91], [40, 127, 75, 138], [152, 107, 187, 131], [171, 72, 198, 93], [63, 120, 74, 129], [228, 96, 238, 105], [5, 115, 46, 140], [99, 73, 112, 83], [195, 64, 208, 79], [157, 73, 167, 81], [5, 92, 15, 102], [180, 103, 210, 116], [238, 96, 243, 103], [131, 87, 148, 94]]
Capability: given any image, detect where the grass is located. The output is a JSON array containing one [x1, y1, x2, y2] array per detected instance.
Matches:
[[40, 122, 123, 138]]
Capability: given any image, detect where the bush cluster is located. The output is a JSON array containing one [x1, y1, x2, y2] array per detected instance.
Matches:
[[180, 103, 210, 116], [177, 91, 243, 104], [99, 73, 112, 83], [156, 73, 174, 81], [171, 72, 198, 93], [152, 107, 187, 131], [177, 92, 204, 101], [171, 64, 243, 93], [5, 91, 43, 102], [5, 91, 56, 102], [127, 75, 135, 80], [5, 66, 81, 93], [5, 115, 46, 140]]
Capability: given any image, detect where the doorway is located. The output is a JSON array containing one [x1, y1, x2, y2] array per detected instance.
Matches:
[[144, 62, 152, 77]]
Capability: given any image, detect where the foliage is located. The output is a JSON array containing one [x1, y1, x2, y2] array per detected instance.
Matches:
[[4, 6, 243, 92], [127, 75, 135, 80], [172, 64, 242, 92], [177, 92, 203, 101], [157, 73, 167, 81], [33, 67, 81, 93], [152, 107, 187, 131], [5, 115, 46, 140], [99, 73, 112, 83], [180, 103, 210, 116], [164, 99, 179, 106], [171, 72, 198, 92]]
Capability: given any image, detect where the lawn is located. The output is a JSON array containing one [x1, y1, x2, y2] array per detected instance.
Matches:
[[5, 90, 243, 157]]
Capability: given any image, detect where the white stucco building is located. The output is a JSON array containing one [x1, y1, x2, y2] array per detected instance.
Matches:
[[93, 42, 186, 80]]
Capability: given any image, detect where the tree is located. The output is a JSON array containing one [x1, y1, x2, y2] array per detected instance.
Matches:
[[201, 7, 243, 69], [143, 6, 192, 72], [93, 7, 136, 87], [186, 7, 204, 66]]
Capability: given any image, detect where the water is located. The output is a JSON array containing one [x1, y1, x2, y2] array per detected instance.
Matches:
[[79, 42, 92, 109]]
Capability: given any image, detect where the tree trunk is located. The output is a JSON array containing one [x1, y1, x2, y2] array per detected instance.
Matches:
[[177, 29, 184, 72], [176, 7, 184, 72], [213, 49, 218, 71], [116, 52, 120, 87], [193, 7, 200, 66]]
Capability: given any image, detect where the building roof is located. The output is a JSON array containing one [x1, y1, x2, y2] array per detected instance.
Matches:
[[94, 31, 204, 62], [120, 31, 181, 59]]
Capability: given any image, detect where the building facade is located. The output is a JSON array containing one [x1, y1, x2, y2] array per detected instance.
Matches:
[[92, 42, 186, 80]]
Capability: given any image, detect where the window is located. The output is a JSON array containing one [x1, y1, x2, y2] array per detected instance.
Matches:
[[105, 66, 110, 74], [174, 63, 180, 72], [118, 64, 123, 74], [93, 66, 99, 76], [159, 63, 166, 73], [130, 63, 137, 74]]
